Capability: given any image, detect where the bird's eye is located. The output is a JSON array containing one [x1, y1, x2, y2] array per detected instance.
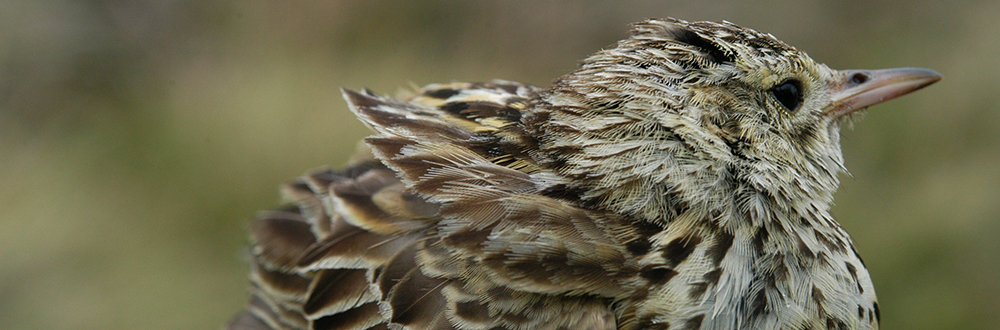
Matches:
[[770, 79, 803, 112]]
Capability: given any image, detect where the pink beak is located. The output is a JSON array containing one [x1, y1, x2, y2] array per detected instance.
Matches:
[[825, 67, 942, 118]]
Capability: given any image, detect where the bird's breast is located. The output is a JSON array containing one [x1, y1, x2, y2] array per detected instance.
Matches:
[[625, 209, 880, 330]]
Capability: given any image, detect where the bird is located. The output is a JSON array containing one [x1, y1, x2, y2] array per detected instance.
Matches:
[[226, 18, 941, 330]]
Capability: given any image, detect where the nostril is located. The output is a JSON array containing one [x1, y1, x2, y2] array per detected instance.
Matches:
[[850, 72, 869, 85]]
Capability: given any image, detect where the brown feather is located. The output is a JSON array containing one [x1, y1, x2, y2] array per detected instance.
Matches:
[[228, 18, 935, 330]]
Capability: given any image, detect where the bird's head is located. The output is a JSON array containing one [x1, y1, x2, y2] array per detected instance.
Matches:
[[527, 18, 940, 224]]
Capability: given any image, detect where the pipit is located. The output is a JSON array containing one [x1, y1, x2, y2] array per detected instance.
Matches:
[[227, 18, 940, 330]]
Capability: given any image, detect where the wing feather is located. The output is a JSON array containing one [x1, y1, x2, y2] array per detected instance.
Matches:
[[345, 84, 638, 329], [233, 82, 644, 330]]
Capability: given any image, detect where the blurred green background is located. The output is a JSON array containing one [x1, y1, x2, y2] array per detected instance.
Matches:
[[2, 1, 997, 329]]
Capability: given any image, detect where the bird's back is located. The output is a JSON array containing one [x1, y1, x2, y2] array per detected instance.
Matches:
[[228, 82, 636, 330]]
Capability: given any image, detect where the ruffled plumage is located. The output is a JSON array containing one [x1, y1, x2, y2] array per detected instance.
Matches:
[[228, 18, 939, 330]]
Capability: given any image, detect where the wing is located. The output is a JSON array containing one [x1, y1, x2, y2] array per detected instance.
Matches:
[[229, 82, 658, 330]]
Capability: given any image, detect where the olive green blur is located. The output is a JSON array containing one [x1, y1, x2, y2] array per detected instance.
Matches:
[[1, 1, 995, 329]]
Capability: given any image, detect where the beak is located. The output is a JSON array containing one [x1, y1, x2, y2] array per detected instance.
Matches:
[[825, 67, 942, 118]]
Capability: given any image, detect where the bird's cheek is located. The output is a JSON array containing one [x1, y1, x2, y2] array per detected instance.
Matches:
[[826, 123, 842, 150]]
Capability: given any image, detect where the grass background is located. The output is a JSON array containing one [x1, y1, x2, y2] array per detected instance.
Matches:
[[2, 1, 997, 329]]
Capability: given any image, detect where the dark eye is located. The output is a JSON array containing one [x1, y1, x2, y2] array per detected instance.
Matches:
[[770, 78, 803, 112]]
